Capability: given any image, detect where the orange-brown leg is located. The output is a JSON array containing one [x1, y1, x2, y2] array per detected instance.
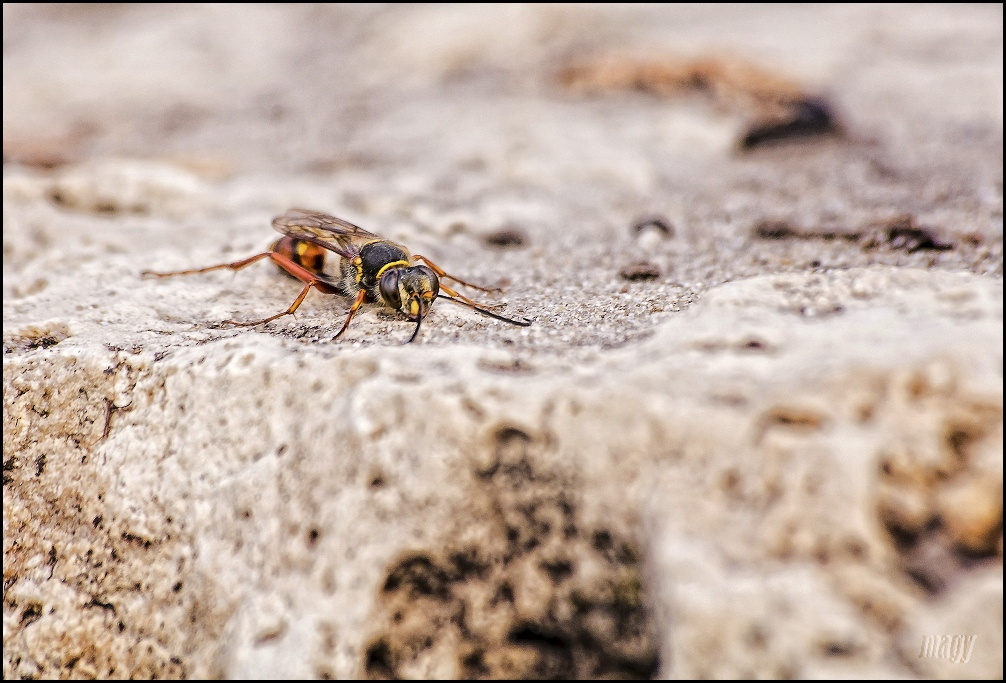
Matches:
[[438, 282, 497, 309], [333, 290, 368, 339], [224, 279, 326, 327], [413, 254, 503, 293], [142, 252, 273, 278]]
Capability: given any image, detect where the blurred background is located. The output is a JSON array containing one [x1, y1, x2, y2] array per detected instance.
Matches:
[[5, 4, 1001, 174]]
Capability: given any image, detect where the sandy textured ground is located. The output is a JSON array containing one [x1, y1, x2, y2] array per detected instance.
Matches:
[[3, 4, 1002, 679]]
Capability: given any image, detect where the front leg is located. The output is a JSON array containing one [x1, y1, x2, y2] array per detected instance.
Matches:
[[412, 254, 504, 294], [333, 289, 368, 340]]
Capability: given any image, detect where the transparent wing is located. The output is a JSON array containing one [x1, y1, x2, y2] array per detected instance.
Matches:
[[271, 208, 381, 259]]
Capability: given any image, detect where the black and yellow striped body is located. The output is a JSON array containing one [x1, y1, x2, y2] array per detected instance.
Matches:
[[145, 207, 529, 343], [271, 235, 327, 276]]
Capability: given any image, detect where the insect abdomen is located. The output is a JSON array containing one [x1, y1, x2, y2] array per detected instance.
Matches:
[[271, 236, 327, 277]]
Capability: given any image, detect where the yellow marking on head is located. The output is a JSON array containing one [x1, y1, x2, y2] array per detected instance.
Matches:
[[375, 260, 410, 280], [352, 256, 364, 284], [409, 299, 419, 317]]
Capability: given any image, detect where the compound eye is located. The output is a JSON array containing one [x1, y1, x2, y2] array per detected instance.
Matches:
[[417, 266, 440, 298], [379, 269, 402, 308]]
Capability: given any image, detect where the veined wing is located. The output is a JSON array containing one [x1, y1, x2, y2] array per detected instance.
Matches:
[[271, 208, 381, 259]]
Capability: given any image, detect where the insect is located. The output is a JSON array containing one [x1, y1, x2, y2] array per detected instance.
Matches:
[[143, 208, 532, 343]]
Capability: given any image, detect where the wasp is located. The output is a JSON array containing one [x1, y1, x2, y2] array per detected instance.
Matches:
[[143, 208, 532, 343]]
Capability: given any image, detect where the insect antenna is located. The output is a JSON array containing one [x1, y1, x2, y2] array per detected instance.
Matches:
[[406, 315, 423, 344], [436, 295, 533, 327]]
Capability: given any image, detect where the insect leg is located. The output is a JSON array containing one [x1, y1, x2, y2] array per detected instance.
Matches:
[[413, 255, 504, 293], [333, 290, 368, 339], [142, 252, 274, 278], [224, 279, 326, 327], [437, 282, 495, 309]]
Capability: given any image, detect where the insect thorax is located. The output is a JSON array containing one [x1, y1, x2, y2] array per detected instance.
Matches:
[[340, 240, 411, 301]]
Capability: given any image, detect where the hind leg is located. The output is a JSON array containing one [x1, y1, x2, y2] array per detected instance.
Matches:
[[142, 252, 274, 278]]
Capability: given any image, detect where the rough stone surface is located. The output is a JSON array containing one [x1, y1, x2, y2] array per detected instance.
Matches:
[[4, 5, 1002, 679]]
